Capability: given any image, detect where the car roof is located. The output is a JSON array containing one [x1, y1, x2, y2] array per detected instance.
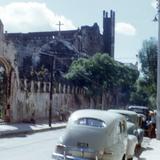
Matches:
[[69, 109, 124, 124], [108, 109, 138, 116], [128, 105, 148, 110]]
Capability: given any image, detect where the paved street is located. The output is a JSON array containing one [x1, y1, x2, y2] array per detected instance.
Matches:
[[1, 127, 160, 160], [0, 128, 65, 160]]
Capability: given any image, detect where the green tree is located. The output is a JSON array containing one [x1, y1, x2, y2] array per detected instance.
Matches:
[[130, 38, 157, 109], [66, 53, 139, 107], [130, 79, 150, 106], [139, 38, 157, 84]]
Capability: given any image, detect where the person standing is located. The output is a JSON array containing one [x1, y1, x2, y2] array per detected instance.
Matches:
[[150, 111, 156, 138], [5, 104, 10, 122]]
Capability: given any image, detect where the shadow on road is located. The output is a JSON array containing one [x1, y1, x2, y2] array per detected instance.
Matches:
[[0, 123, 36, 138], [0, 121, 66, 138], [135, 145, 153, 160]]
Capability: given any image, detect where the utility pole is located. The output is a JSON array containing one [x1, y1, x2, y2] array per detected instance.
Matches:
[[40, 53, 56, 127], [49, 56, 56, 127], [156, 0, 160, 140]]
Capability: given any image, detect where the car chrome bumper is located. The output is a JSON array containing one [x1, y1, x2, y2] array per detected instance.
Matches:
[[52, 152, 94, 160]]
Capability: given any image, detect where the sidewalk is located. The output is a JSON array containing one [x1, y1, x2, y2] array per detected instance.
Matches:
[[0, 121, 67, 138], [134, 137, 160, 160]]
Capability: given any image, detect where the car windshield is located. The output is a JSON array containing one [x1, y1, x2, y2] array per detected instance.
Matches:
[[121, 114, 136, 124], [132, 108, 143, 114], [122, 114, 131, 121], [129, 106, 149, 113], [76, 118, 106, 128], [129, 108, 148, 115]]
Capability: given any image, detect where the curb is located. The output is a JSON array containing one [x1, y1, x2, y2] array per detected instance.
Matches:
[[0, 124, 66, 138]]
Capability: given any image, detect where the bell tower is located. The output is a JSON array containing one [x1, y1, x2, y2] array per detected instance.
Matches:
[[0, 19, 4, 54], [103, 10, 115, 58], [0, 19, 4, 40]]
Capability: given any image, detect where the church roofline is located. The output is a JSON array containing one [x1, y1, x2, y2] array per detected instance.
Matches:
[[6, 29, 78, 35]]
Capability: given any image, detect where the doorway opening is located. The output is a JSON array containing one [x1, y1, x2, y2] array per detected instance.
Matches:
[[0, 65, 7, 122]]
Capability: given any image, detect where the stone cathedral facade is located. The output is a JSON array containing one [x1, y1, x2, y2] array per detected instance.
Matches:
[[0, 10, 115, 122]]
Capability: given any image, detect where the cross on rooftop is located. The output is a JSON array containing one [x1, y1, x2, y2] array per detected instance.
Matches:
[[56, 21, 64, 37]]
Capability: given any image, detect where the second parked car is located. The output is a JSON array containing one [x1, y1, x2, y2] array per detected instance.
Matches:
[[109, 109, 144, 147]]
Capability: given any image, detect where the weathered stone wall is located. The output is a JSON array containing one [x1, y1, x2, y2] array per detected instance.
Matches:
[[10, 79, 90, 122], [5, 34, 81, 79], [5, 22, 104, 66], [4, 10, 115, 58], [2, 26, 103, 122], [78, 23, 103, 56], [0, 10, 116, 122]]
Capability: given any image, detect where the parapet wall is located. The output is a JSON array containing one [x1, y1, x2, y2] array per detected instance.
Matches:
[[11, 79, 90, 122], [20, 79, 86, 95]]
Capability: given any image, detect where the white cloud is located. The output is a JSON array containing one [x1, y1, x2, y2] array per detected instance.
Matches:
[[151, 0, 157, 9], [0, 2, 76, 32], [115, 22, 136, 36]]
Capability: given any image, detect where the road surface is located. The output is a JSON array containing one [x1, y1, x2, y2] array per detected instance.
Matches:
[[0, 129, 65, 160], [0, 128, 151, 160]]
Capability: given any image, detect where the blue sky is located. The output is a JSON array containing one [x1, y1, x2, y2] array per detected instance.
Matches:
[[0, 0, 158, 64]]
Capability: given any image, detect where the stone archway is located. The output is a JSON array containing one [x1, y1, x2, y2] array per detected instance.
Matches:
[[0, 56, 12, 122]]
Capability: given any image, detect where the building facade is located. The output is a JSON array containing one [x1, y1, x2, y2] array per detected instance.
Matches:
[[0, 10, 115, 122]]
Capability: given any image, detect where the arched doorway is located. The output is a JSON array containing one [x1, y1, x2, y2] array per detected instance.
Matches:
[[0, 65, 6, 121], [0, 56, 12, 122]]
